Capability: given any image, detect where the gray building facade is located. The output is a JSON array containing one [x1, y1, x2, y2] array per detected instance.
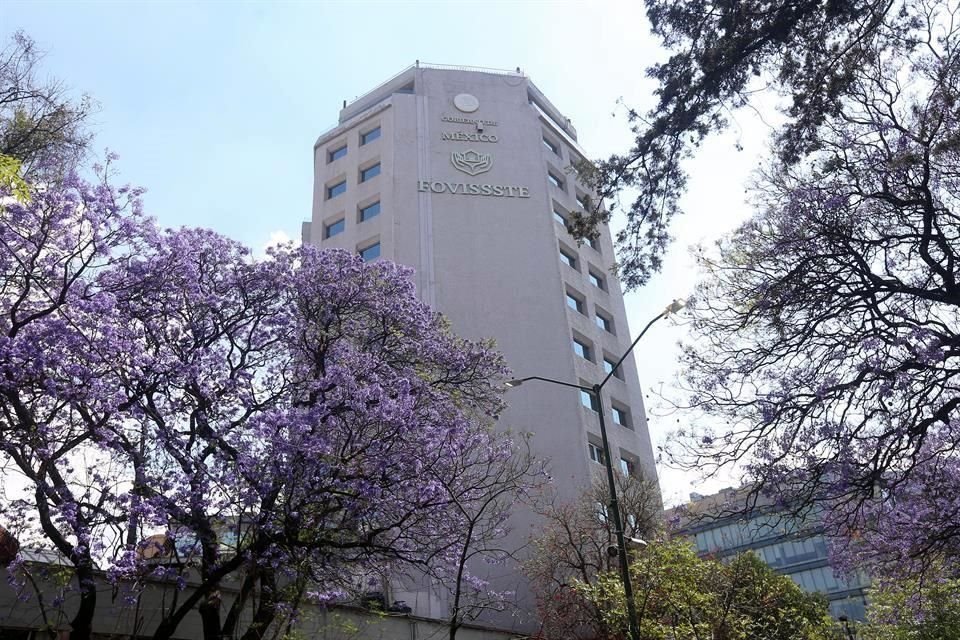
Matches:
[[303, 63, 658, 626]]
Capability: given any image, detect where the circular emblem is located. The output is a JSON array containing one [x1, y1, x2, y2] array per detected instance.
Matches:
[[453, 93, 479, 113]]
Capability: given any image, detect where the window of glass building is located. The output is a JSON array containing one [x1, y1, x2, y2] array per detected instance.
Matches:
[[573, 337, 592, 361], [359, 201, 381, 222], [360, 126, 381, 145], [359, 242, 381, 262], [547, 171, 564, 190], [581, 389, 600, 412], [328, 144, 347, 163], [324, 218, 345, 239], [360, 162, 381, 183], [327, 180, 346, 200]]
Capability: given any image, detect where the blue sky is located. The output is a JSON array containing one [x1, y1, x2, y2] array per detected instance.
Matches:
[[1, 1, 765, 505]]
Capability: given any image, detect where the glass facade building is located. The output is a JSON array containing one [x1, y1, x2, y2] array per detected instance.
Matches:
[[669, 489, 870, 621]]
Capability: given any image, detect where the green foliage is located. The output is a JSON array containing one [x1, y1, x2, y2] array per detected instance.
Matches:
[[859, 575, 960, 640], [577, 539, 836, 640], [0, 153, 28, 201]]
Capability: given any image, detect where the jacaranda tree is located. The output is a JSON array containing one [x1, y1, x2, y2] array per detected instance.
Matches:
[[573, 0, 929, 289], [670, 0, 960, 591], [0, 166, 523, 640]]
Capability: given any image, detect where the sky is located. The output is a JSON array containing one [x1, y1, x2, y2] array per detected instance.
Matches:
[[0, 0, 770, 507]]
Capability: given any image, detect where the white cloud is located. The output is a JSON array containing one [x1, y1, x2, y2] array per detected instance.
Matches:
[[258, 229, 297, 258]]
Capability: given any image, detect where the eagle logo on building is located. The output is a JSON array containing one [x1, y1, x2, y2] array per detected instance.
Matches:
[[451, 149, 493, 176]]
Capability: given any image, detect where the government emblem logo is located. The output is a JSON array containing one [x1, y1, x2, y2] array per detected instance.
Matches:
[[451, 149, 493, 176]]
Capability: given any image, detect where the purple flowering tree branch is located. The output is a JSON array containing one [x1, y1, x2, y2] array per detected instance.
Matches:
[[669, 2, 960, 594]]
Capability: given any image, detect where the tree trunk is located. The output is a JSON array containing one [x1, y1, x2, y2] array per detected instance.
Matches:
[[69, 560, 96, 640]]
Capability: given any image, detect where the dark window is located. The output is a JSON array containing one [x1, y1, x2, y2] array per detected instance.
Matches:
[[612, 406, 630, 428], [361, 126, 381, 145], [581, 390, 600, 412], [547, 171, 564, 190], [589, 270, 605, 290], [603, 358, 624, 379], [620, 458, 635, 476], [588, 442, 605, 463], [566, 293, 584, 314], [573, 338, 592, 361], [577, 194, 590, 210], [596, 312, 613, 333], [559, 248, 578, 270], [588, 235, 600, 251], [359, 242, 381, 262], [553, 208, 567, 225], [324, 219, 345, 239], [360, 201, 381, 222], [327, 180, 346, 200], [360, 163, 381, 182], [542, 136, 560, 155], [328, 144, 347, 163]]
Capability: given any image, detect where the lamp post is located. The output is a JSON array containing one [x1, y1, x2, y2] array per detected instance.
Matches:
[[838, 615, 856, 640], [506, 299, 684, 640]]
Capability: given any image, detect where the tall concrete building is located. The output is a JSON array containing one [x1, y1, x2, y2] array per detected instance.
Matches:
[[304, 63, 658, 628]]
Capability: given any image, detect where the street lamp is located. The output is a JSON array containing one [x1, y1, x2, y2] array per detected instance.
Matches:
[[838, 615, 856, 640], [506, 299, 684, 640]]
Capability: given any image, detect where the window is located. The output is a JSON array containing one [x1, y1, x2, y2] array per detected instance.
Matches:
[[595, 311, 613, 333], [361, 126, 381, 145], [603, 357, 624, 380], [327, 180, 346, 200], [553, 207, 567, 226], [324, 218, 345, 239], [547, 171, 564, 190], [559, 248, 578, 270], [328, 144, 347, 163], [573, 337, 592, 361], [577, 193, 590, 210], [595, 502, 609, 523], [612, 405, 630, 428], [588, 270, 606, 290], [359, 242, 381, 262], [360, 201, 381, 222], [587, 235, 600, 251], [581, 389, 600, 412], [620, 458, 635, 476], [360, 162, 381, 182], [588, 442, 605, 464], [566, 291, 584, 314], [542, 135, 559, 155]]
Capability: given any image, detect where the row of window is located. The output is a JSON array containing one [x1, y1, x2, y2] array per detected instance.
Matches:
[[559, 243, 606, 289], [565, 289, 615, 334], [322, 234, 381, 262], [326, 125, 382, 164], [587, 441, 637, 476], [323, 201, 382, 239], [546, 166, 595, 213], [571, 335, 625, 380], [579, 387, 632, 428], [553, 206, 600, 252], [325, 160, 382, 201]]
